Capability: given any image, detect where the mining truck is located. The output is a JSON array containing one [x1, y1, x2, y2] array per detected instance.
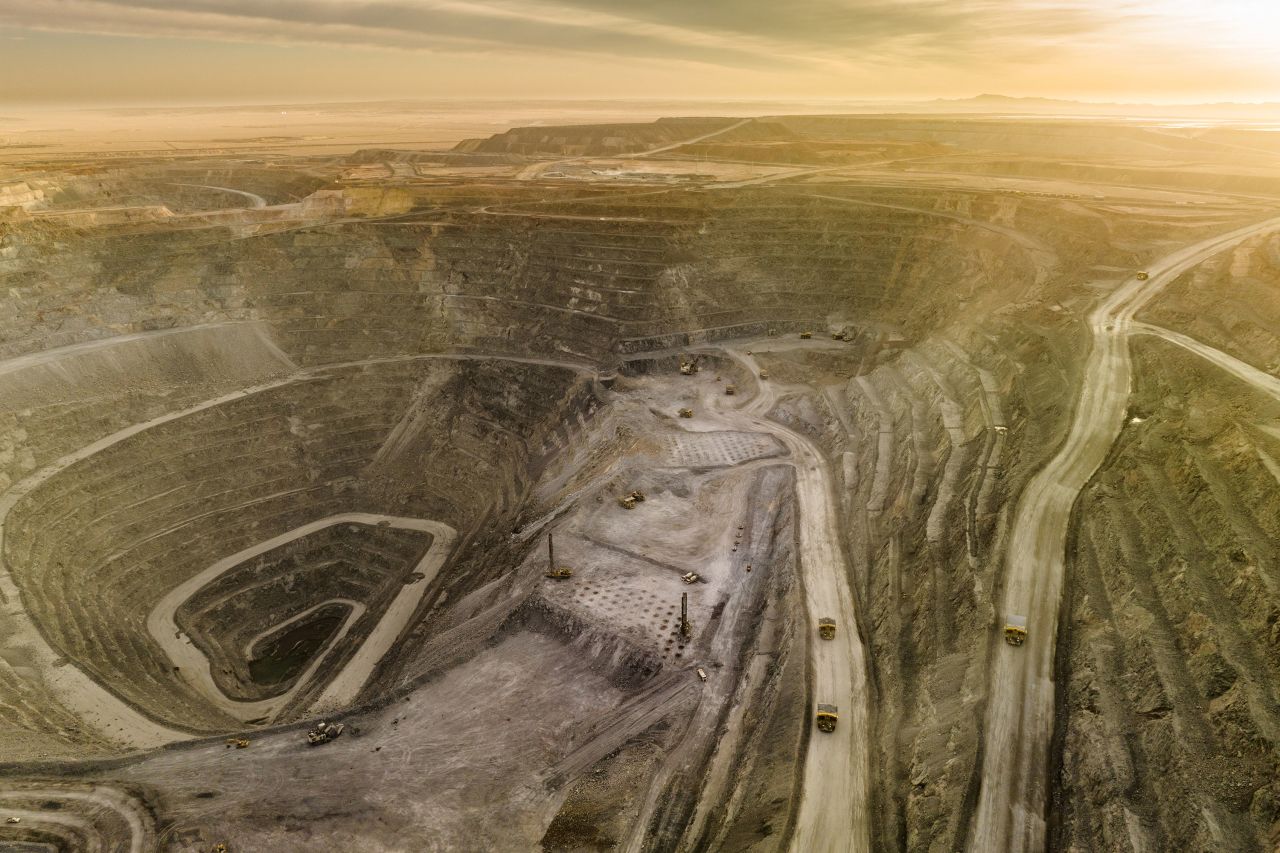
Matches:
[[724, 385, 736, 396], [1136, 271, 1150, 281], [799, 331, 812, 340], [545, 568, 573, 579], [619, 490, 646, 509], [815, 704, 839, 732], [759, 370, 769, 379], [678, 408, 693, 418], [818, 618, 836, 640], [1004, 615, 1028, 646], [307, 721, 344, 745]]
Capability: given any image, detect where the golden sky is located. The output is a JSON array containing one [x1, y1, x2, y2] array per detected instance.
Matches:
[[1, 0, 1278, 105]]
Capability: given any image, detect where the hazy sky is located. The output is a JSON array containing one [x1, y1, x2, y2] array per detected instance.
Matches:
[[2, 0, 1278, 105]]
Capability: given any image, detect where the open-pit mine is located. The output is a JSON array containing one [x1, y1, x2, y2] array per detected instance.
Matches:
[[2, 110, 1280, 852]]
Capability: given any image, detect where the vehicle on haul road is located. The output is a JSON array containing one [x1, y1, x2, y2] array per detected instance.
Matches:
[[1004, 615, 1028, 646], [818, 618, 836, 640], [815, 704, 839, 732], [307, 721, 344, 745]]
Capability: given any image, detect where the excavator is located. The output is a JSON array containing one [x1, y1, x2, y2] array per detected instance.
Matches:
[[680, 356, 701, 376]]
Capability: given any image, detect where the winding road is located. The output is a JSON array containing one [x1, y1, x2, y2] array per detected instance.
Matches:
[[708, 344, 873, 853], [969, 214, 1280, 852], [1130, 322, 1280, 402]]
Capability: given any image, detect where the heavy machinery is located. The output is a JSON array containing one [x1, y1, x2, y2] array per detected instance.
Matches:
[[1004, 615, 1028, 646], [1136, 271, 1150, 281], [619, 490, 646, 509], [818, 618, 836, 640], [680, 592, 693, 638], [767, 328, 777, 337], [681, 571, 700, 584], [815, 704, 839, 732], [758, 370, 768, 380], [544, 534, 572, 579], [680, 356, 700, 376], [678, 407, 693, 418], [212, 845, 228, 853], [696, 667, 708, 682], [307, 721, 344, 745], [799, 331, 812, 340], [724, 385, 736, 396], [225, 738, 250, 749]]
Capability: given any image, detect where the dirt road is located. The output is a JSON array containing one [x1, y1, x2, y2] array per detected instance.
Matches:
[[709, 345, 873, 853], [174, 183, 268, 208], [969, 214, 1280, 853], [515, 118, 751, 180], [1130, 322, 1280, 402]]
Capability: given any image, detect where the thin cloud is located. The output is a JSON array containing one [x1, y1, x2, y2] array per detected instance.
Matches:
[[1, 0, 1130, 69]]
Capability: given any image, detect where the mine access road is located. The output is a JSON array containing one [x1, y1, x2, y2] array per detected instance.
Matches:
[[705, 344, 873, 853], [969, 214, 1280, 853]]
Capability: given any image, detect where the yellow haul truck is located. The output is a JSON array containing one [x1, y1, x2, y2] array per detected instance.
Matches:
[[1004, 614, 1028, 646], [818, 618, 836, 640], [815, 704, 839, 732]]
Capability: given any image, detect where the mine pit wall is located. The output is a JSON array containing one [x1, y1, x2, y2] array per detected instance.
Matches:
[[3, 184, 1044, 373], [1056, 340, 1280, 852], [2, 356, 598, 732], [512, 600, 665, 690], [672, 465, 807, 853], [0, 322, 297, 496], [359, 373, 607, 700]]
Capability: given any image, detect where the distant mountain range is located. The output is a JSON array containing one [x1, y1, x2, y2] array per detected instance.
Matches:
[[917, 94, 1280, 119]]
